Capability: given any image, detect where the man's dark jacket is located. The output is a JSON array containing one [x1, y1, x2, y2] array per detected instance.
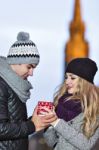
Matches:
[[0, 77, 35, 150]]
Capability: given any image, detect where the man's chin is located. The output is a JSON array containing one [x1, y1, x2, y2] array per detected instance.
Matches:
[[23, 77, 27, 80]]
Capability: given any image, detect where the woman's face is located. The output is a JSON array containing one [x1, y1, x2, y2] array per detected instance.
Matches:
[[65, 73, 79, 94]]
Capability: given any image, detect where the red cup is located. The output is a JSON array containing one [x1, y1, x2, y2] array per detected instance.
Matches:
[[37, 101, 54, 115]]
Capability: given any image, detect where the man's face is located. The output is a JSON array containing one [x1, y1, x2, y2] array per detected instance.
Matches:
[[11, 64, 36, 79]]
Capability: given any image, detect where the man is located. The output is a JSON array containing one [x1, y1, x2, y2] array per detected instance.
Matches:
[[0, 32, 56, 150]]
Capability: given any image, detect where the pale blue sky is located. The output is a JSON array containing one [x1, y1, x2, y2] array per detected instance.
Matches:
[[0, 0, 99, 116]]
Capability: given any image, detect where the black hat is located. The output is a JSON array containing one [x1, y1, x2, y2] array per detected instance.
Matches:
[[66, 58, 98, 83]]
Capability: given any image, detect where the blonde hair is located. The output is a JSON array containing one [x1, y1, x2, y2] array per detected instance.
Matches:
[[54, 77, 99, 138]]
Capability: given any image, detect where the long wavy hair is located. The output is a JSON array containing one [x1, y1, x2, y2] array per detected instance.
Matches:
[[54, 77, 99, 138]]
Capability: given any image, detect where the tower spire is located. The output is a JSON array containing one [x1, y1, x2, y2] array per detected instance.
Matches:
[[65, 0, 89, 63], [74, 0, 81, 22]]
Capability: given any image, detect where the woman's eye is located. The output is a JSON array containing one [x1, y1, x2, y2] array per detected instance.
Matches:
[[65, 76, 68, 79], [71, 77, 76, 80]]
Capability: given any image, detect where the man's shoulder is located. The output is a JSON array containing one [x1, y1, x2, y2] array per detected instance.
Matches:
[[0, 76, 7, 86], [0, 76, 9, 92]]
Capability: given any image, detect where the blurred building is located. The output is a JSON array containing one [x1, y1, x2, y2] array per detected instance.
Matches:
[[65, 0, 89, 63]]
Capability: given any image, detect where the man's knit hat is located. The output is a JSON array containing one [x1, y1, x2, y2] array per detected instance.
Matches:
[[7, 31, 40, 65], [66, 58, 98, 83]]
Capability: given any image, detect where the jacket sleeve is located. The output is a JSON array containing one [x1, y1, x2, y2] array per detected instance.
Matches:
[[0, 82, 35, 140], [54, 119, 99, 150], [43, 126, 58, 148]]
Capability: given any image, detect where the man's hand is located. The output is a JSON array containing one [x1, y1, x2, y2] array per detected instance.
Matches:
[[31, 106, 57, 131]]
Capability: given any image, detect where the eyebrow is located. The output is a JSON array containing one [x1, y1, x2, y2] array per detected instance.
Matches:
[[28, 64, 36, 68], [29, 64, 36, 68], [66, 74, 77, 77]]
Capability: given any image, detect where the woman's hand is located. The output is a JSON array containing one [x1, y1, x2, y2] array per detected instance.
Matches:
[[31, 105, 58, 131], [41, 107, 60, 126]]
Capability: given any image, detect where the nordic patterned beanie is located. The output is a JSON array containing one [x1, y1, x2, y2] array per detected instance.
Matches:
[[66, 58, 98, 83], [7, 31, 40, 65]]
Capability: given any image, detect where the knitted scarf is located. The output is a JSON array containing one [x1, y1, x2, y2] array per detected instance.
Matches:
[[56, 93, 82, 121], [0, 56, 33, 103]]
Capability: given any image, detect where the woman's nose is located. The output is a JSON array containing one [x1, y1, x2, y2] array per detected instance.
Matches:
[[66, 78, 71, 84]]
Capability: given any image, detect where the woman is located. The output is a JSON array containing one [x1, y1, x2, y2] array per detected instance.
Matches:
[[44, 58, 99, 150]]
